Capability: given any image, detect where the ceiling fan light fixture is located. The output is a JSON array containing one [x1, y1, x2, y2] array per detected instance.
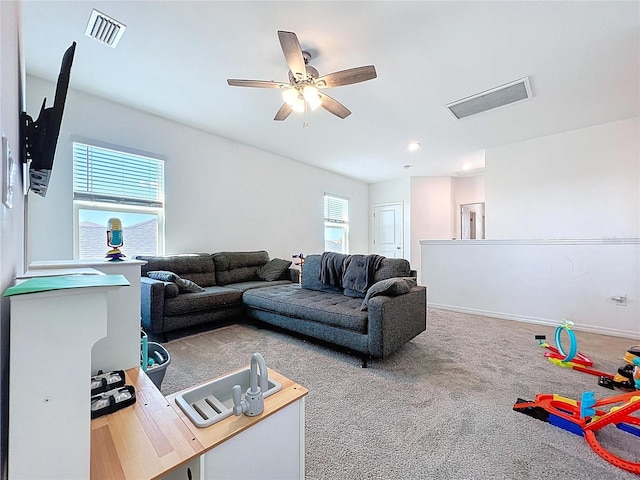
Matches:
[[282, 88, 298, 106], [303, 86, 322, 110], [291, 96, 305, 113]]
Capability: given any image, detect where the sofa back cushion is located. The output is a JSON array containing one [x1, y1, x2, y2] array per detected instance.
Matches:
[[212, 251, 270, 285], [301, 254, 344, 293], [372, 257, 411, 282], [302, 254, 412, 293], [136, 253, 216, 287]]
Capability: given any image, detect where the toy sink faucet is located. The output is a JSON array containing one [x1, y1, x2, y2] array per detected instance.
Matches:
[[232, 352, 268, 417]]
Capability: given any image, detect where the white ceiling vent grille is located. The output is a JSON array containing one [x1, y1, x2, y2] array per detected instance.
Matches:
[[85, 9, 126, 48], [445, 77, 532, 120]]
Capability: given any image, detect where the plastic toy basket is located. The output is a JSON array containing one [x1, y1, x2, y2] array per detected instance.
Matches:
[[140, 330, 171, 390]]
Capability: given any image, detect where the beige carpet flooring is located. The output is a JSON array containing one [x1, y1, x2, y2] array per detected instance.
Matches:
[[161, 309, 640, 479]]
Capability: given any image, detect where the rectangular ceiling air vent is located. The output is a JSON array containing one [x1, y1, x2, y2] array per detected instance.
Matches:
[[85, 9, 126, 48], [445, 77, 532, 120]]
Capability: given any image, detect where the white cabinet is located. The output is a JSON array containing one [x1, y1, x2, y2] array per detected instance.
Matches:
[[160, 399, 305, 480], [29, 259, 144, 372], [7, 278, 127, 479], [201, 399, 305, 479], [160, 457, 203, 480]]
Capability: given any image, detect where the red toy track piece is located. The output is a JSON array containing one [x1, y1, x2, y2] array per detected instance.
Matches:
[[572, 365, 614, 379], [514, 391, 640, 475], [584, 430, 640, 475], [585, 394, 640, 431], [543, 345, 593, 367]]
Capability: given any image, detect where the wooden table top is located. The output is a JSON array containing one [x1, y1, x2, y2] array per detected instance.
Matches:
[[91, 367, 307, 480]]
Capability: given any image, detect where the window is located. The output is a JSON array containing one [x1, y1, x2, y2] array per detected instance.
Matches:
[[324, 194, 349, 253], [73, 142, 164, 259]]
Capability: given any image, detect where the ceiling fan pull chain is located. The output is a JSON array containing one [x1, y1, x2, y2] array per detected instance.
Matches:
[[303, 98, 309, 128]]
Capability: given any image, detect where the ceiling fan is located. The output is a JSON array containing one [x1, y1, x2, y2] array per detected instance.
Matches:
[[227, 30, 377, 122]]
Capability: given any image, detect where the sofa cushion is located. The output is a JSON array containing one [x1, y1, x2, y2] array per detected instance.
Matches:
[[301, 255, 343, 294], [256, 258, 292, 281], [147, 270, 205, 293], [137, 254, 216, 287], [164, 286, 243, 316], [360, 277, 418, 311], [224, 279, 293, 293], [343, 288, 366, 299], [212, 251, 270, 285], [243, 285, 368, 333], [372, 258, 411, 283]]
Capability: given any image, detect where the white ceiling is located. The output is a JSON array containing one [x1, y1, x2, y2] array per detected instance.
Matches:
[[20, 1, 640, 184]]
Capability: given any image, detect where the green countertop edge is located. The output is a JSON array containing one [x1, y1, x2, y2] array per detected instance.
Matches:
[[3, 274, 130, 297]]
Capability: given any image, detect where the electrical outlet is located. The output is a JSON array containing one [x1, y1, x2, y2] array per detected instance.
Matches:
[[610, 294, 628, 306]]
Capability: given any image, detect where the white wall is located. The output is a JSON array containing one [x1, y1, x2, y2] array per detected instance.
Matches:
[[486, 117, 640, 239], [421, 239, 640, 338], [370, 175, 487, 275], [26, 76, 369, 264], [420, 117, 640, 337], [0, 2, 26, 478], [409, 176, 453, 282]]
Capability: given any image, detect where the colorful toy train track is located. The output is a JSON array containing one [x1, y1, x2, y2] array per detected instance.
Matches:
[[537, 322, 640, 390], [513, 390, 640, 475]]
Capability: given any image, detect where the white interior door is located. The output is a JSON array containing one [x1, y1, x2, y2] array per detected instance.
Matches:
[[373, 202, 404, 258]]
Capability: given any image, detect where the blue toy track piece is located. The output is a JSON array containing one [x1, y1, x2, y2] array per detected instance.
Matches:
[[580, 391, 596, 419], [555, 319, 577, 362]]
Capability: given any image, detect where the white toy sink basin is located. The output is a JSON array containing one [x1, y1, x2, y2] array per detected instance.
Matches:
[[174, 367, 281, 428]]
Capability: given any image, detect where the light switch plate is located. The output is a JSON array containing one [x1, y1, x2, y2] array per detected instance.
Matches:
[[2, 136, 16, 208]]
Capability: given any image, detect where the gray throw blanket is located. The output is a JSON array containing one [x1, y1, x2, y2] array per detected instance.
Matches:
[[320, 252, 349, 287], [342, 254, 384, 294]]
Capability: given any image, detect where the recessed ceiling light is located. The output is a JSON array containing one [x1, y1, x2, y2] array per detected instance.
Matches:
[[408, 142, 421, 152]]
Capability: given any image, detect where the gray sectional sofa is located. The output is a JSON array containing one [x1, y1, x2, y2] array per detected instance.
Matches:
[[136, 251, 297, 341], [243, 254, 426, 366], [136, 251, 427, 366]]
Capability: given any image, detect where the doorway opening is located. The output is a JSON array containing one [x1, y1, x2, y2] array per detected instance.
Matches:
[[460, 202, 485, 239]]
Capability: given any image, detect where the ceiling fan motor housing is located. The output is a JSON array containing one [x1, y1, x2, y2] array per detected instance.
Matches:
[[288, 64, 319, 84]]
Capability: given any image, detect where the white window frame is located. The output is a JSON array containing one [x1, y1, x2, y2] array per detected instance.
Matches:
[[324, 193, 349, 254], [72, 201, 165, 259], [72, 141, 165, 259]]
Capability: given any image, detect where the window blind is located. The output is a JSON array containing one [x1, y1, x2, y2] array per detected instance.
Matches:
[[73, 143, 164, 207], [324, 194, 348, 223]]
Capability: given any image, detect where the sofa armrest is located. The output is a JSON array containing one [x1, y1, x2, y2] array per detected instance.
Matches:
[[366, 286, 427, 358], [140, 277, 167, 334], [287, 268, 300, 283]]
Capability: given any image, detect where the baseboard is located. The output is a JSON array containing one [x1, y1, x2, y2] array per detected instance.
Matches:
[[428, 303, 640, 340]]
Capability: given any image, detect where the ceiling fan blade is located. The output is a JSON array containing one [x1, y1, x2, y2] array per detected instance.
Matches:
[[277, 31, 306, 80], [227, 79, 287, 89], [318, 92, 351, 119], [274, 103, 293, 121], [316, 65, 377, 88]]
